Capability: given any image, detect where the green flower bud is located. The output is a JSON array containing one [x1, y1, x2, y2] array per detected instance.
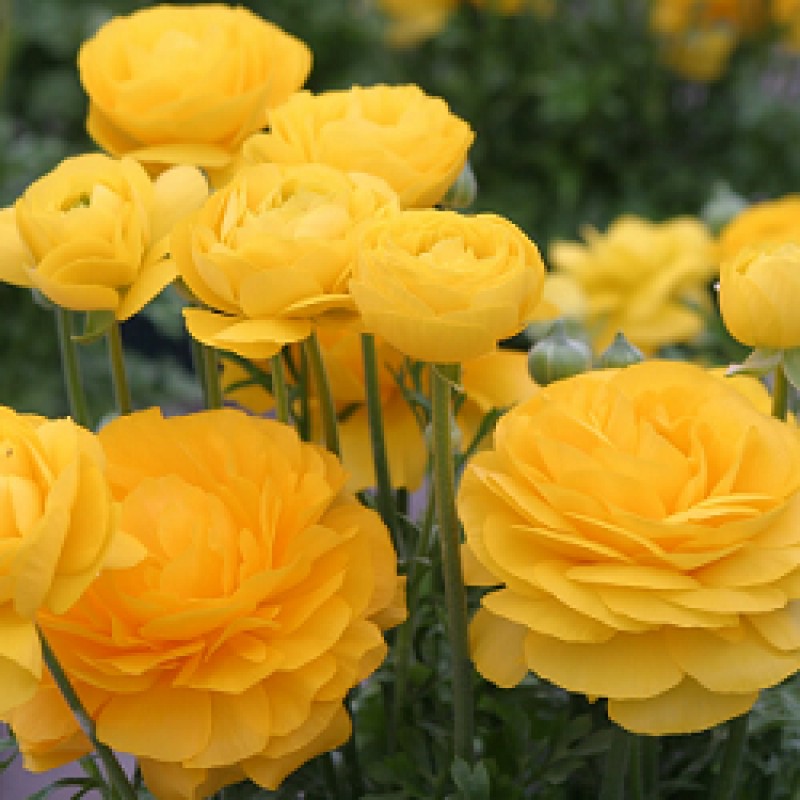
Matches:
[[440, 161, 477, 210], [596, 332, 645, 369], [527, 322, 592, 386]]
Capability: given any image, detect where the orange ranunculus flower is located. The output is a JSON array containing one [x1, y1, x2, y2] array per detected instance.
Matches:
[[548, 215, 717, 353], [243, 85, 475, 208], [8, 408, 404, 799], [459, 360, 800, 735], [717, 195, 800, 265], [0, 153, 208, 319], [350, 209, 545, 363], [175, 163, 399, 360], [78, 4, 311, 175], [0, 407, 130, 714], [719, 242, 800, 348]]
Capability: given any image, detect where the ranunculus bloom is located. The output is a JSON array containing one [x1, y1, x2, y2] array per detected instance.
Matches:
[[459, 361, 800, 735], [719, 242, 800, 348], [350, 209, 545, 363], [78, 4, 311, 174], [377, 0, 459, 47], [175, 163, 399, 359], [243, 85, 475, 208], [0, 407, 123, 714], [0, 153, 208, 319], [717, 195, 800, 265], [548, 215, 717, 353], [8, 408, 404, 799]]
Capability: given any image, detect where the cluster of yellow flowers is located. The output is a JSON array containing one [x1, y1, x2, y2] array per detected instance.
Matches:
[[3, 3, 800, 799]]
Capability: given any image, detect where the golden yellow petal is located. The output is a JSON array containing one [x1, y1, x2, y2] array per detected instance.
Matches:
[[469, 607, 528, 688]]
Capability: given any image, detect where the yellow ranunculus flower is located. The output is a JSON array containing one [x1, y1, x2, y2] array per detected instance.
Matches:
[[548, 215, 717, 353], [175, 163, 399, 360], [8, 408, 403, 799], [377, 0, 459, 47], [773, 0, 800, 49], [78, 4, 311, 174], [0, 154, 208, 319], [243, 85, 475, 208], [350, 209, 545, 363], [0, 407, 126, 713], [459, 360, 800, 735], [719, 242, 800, 348], [717, 195, 800, 264]]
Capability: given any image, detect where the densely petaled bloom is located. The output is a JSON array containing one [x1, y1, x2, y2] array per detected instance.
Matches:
[[719, 242, 800, 348], [0, 407, 123, 714], [548, 215, 717, 353], [78, 4, 311, 174], [717, 195, 800, 265], [222, 324, 536, 490], [459, 361, 800, 735], [175, 163, 399, 359], [0, 154, 208, 319], [242, 85, 475, 208], [350, 209, 545, 363], [8, 409, 404, 800]]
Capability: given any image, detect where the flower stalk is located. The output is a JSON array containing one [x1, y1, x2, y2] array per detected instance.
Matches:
[[305, 331, 340, 456], [107, 322, 132, 415], [55, 308, 91, 428], [599, 724, 631, 800], [710, 714, 748, 800], [270, 351, 290, 425], [199, 343, 223, 410], [430, 362, 474, 765], [772, 364, 789, 420]]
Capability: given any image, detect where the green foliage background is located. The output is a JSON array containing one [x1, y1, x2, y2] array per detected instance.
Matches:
[[2, 0, 800, 416]]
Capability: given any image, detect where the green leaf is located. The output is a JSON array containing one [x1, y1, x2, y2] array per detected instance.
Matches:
[[725, 347, 783, 378], [71, 310, 115, 345], [451, 758, 491, 800], [782, 348, 800, 392]]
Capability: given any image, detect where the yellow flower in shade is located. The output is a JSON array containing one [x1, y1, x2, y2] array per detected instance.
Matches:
[[0, 154, 208, 319], [243, 85, 475, 208], [0, 407, 129, 714], [175, 163, 399, 360], [469, 0, 554, 15], [78, 4, 311, 175], [7, 408, 404, 799], [548, 215, 717, 353], [719, 242, 800, 348], [773, 0, 800, 50], [377, 0, 459, 47], [350, 209, 545, 363], [717, 195, 800, 265], [459, 360, 800, 735]]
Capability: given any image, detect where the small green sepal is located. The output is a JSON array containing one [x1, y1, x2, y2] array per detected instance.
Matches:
[[726, 347, 783, 379], [71, 310, 116, 344]]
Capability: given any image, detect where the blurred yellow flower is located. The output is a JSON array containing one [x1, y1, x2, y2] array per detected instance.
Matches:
[[350, 209, 545, 363], [719, 242, 800, 348], [243, 85, 475, 208], [175, 163, 399, 359], [773, 0, 800, 49], [0, 154, 208, 319], [78, 4, 311, 175], [460, 360, 800, 735], [548, 215, 717, 353], [0, 407, 129, 714], [377, 0, 458, 46], [8, 408, 403, 799], [717, 195, 800, 264]]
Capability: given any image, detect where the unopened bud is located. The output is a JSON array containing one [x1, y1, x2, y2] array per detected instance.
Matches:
[[527, 322, 592, 386], [440, 161, 477, 210], [596, 332, 645, 369]]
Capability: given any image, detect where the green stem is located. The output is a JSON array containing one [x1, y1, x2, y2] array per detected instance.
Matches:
[[305, 332, 340, 456], [772, 365, 789, 420], [270, 351, 290, 425], [711, 714, 748, 800], [200, 344, 223, 410], [107, 322, 132, 415], [55, 309, 91, 428], [599, 724, 631, 800], [361, 333, 401, 554], [642, 737, 660, 799], [38, 628, 137, 800], [430, 363, 474, 765], [629, 735, 645, 800]]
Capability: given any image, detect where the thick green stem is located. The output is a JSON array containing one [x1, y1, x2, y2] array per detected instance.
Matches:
[[600, 725, 631, 800], [270, 352, 290, 425], [361, 333, 401, 554], [55, 309, 91, 428], [430, 363, 474, 765], [772, 365, 789, 421], [711, 714, 748, 800], [628, 735, 645, 800], [107, 322, 132, 415], [200, 344, 223, 410], [305, 332, 340, 456], [38, 628, 137, 800]]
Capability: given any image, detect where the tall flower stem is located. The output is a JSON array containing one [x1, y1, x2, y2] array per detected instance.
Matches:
[[711, 714, 748, 800], [430, 362, 474, 765], [599, 725, 631, 800], [772, 365, 789, 420], [107, 322, 132, 415], [270, 351, 290, 425], [199, 344, 223, 410], [361, 333, 400, 553], [37, 628, 136, 800], [55, 309, 91, 428], [305, 332, 340, 456]]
